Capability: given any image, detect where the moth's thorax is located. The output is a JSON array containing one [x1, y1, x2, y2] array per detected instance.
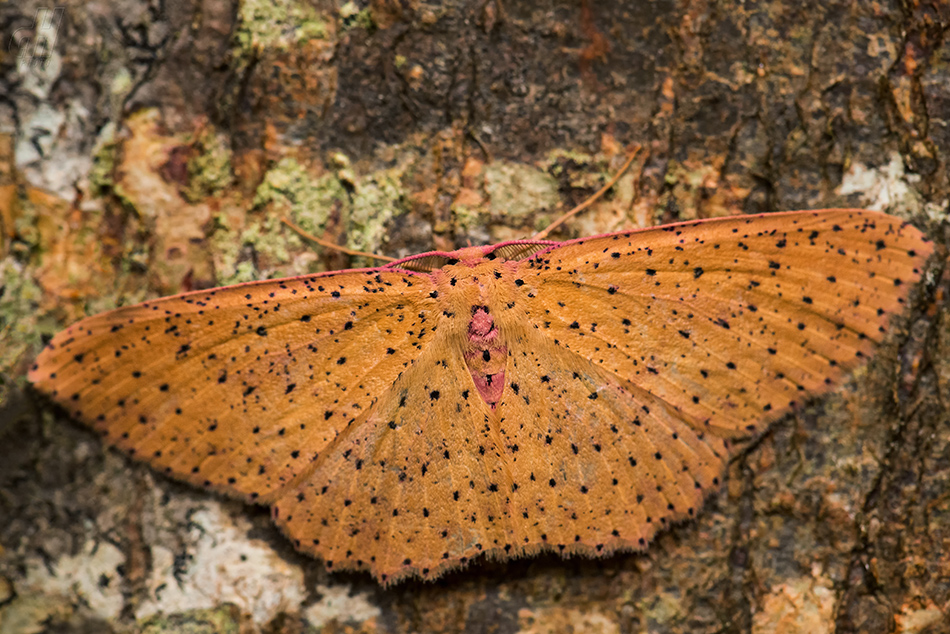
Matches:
[[432, 258, 524, 305], [451, 245, 494, 265], [432, 260, 526, 408]]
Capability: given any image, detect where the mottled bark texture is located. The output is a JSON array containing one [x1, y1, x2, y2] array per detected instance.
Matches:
[[1, 1, 949, 633]]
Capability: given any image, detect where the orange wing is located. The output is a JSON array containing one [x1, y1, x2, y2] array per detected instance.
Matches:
[[272, 314, 504, 583], [517, 209, 932, 439], [29, 270, 438, 504]]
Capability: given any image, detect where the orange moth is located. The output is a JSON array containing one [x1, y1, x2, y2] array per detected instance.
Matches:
[[29, 209, 932, 583]]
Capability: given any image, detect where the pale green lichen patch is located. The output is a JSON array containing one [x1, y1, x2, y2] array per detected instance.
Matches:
[[208, 213, 254, 286], [249, 157, 350, 273], [88, 123, 118, 198], [108, 67, 134, 119], [451, 203, 486, 235], [0, 257, 45, 377], [183, 128, 233, 203], [253, 157, 339, 235], [235, 0, 329, 54], [347, 167, 406, 259], [484, 161, 560, 220], [246, 154, 408, 270], [544, 148, 607, 189], [211, 155, 351, 285], [139, 606, 242, 634], [339, 1, 375, 31], [209, 213, 295, 286]]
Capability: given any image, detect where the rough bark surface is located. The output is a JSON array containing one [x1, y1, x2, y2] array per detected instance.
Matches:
[[1, 1, 949, 633]]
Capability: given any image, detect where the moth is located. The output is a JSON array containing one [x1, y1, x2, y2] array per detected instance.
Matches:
[[29, 209, 932, 584]]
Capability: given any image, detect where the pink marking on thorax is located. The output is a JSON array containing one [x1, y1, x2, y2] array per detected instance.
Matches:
[[468, 309, 498, 343]]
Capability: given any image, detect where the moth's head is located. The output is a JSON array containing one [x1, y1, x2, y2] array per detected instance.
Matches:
[[387, 241, 559, 274]]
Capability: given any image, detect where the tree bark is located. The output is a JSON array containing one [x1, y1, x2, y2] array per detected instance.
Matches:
[[1, 1, 949, 632]]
